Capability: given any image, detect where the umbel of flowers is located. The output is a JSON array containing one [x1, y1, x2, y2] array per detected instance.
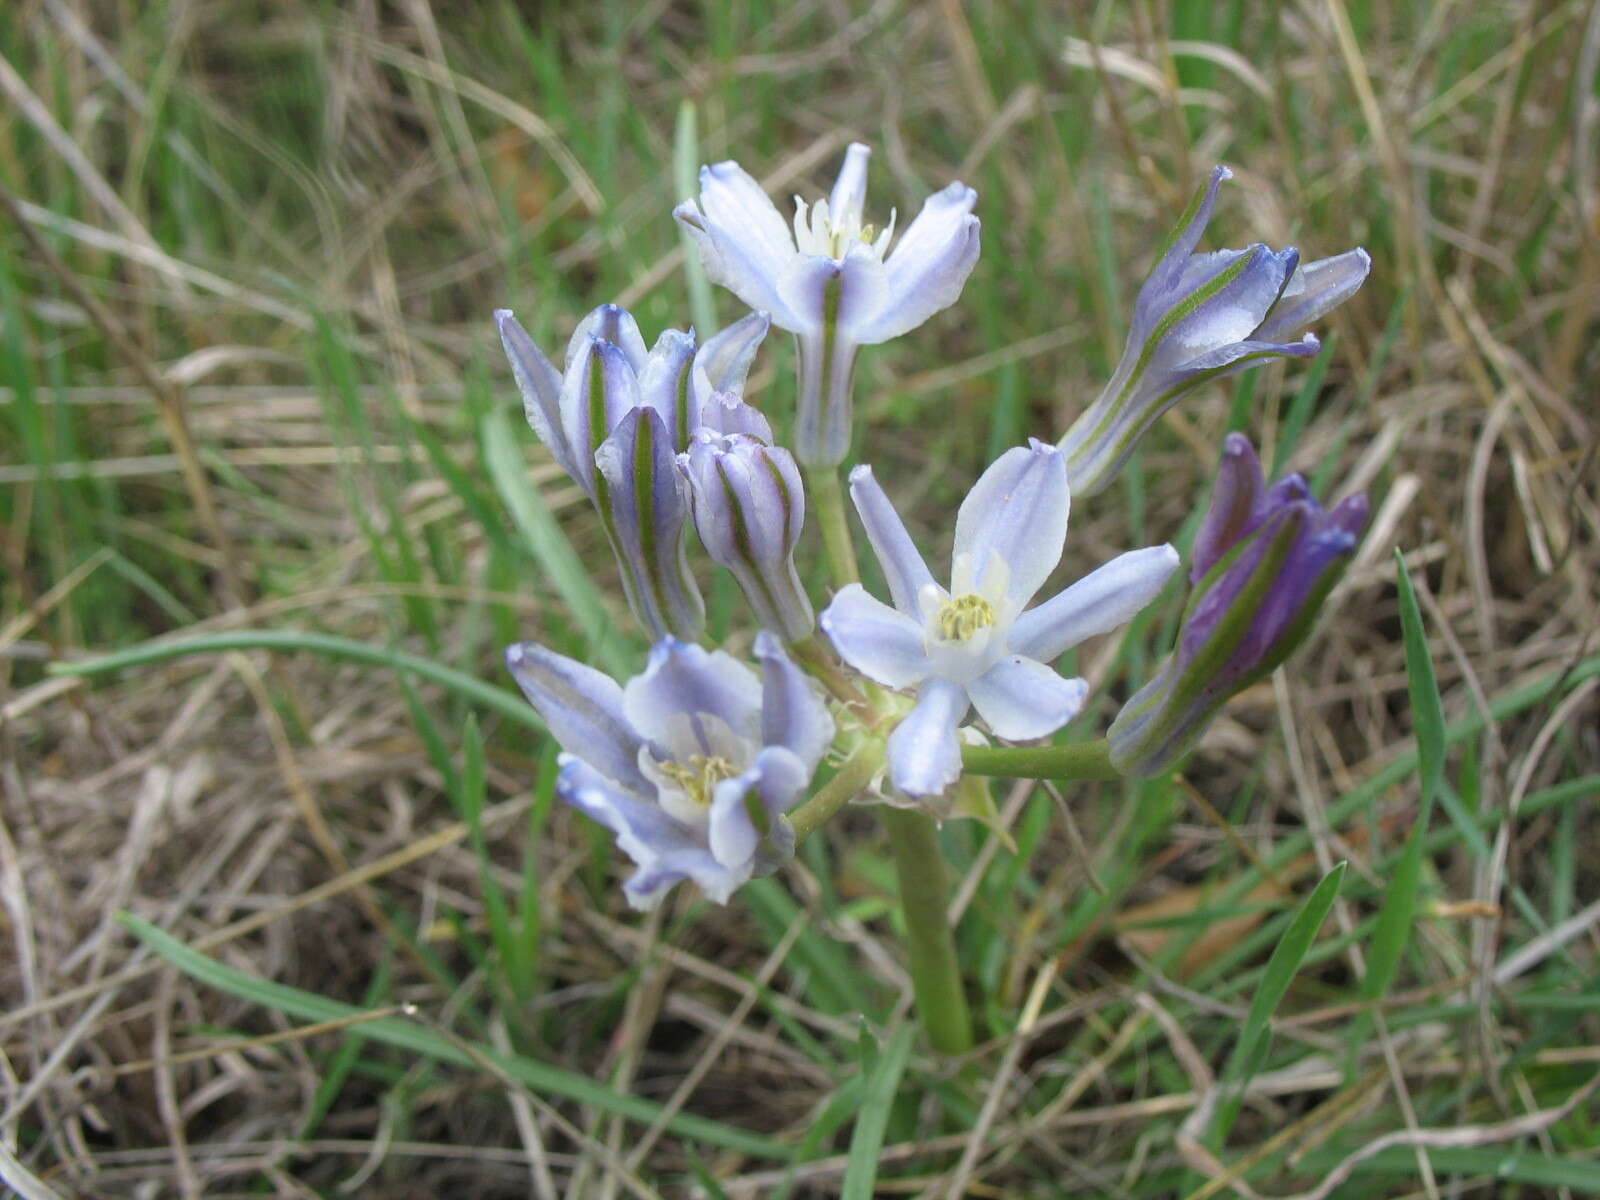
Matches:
[[494, 148, 1370, 1052]]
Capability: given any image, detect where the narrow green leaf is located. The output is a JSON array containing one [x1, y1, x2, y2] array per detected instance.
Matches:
[[674, 99, 717, 336], [1212, 861, 1346, 1143], [119, 914, 791, 1161], [1361, 553, 1445, 1005], [52, 630, 540, 730], [480, 405, 628, 675], [841, 1024, 915, 1200], [1395, 549, 1446, 813]]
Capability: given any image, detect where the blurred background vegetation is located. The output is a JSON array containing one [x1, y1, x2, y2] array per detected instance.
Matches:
[[1, 1, 1597, 1196]]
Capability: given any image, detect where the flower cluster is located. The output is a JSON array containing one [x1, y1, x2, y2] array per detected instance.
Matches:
[[493, 147, 1369, 911]]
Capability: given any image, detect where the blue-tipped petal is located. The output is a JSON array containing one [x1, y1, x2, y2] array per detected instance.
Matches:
[[559, 757, 730, 910], [1254, 248, 1372, 343], [828, 143, 872, 227], [621, 640, 763, 754], [1009, 544, 1181, 663], [636, 327, 698, 446], [753, 632, 835, 772], [849, 181, 980, 345], [847, 465, 937, 617], [673, 162, 795, 324], [690, 310, 771, 424], [568, 303, 648, 374], [496, 309, 576, 478], [887, 679, 969, 797], [952, 440, 1069, 610], [820, 583, 932, 689], [1192, 433, 1265, 583], [558, 336, 642, 496], [505, 644, 646, 792], [594, 406, 704, 640], [966, 657, 1088, 740]]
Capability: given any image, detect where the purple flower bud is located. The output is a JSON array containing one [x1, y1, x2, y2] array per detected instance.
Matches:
[[1108, 434, 1368, 776], [505, 635, 834, 909], [678, 431, 814, 641], [1059, 166, 1371, 497], [495, 304, 776, 641]]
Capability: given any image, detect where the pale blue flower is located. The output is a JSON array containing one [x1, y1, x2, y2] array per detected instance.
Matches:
[[820, 440, 1179, 796], [674, 143, 980, 467], [1059, 166, 1370, 497], [679, 430, 813, 641], [1108, 434, 1368, 777], [496, 305, 771, 638], [506, 634, 834, 909]]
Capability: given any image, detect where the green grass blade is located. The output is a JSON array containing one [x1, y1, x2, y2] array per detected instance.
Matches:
[[52, 630, 540, 729], [479, 405, 628, 675], [674, 99, 717, 336], [1213, 861, 1346, 1143], [1361, 552, 1445, 1005], [841, 1024, 915, 1200], [119, 914, 791, 1161]]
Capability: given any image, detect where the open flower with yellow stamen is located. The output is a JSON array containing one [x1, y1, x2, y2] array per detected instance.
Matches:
[[505, 634, 833, 909], [674, 142, 980, 467], [820, 440, 1180, 796]]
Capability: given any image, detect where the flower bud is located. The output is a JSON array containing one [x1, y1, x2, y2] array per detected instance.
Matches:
[[1059, 166, 1370, 497], [1108, 435, 1367, 776], [679, 432, 814, 641]]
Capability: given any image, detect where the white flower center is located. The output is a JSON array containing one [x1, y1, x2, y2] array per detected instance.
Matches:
[[792, 197, 897, 262], [918, 552, 1015, 685]]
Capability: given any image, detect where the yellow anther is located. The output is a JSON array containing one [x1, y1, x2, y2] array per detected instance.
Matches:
[[659, 754, 738, 807], [937, 594, 996, 641]]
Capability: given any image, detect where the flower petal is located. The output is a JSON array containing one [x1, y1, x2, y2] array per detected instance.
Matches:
[[505, 643, 645, 792], [635, 327, 698, 446], [1140, 164, 1231, 304], [674, 162, 797, 324], [566, 303, 648, 374], [696, 392, 774, 442], [622, 639, 763, 754], [952, 440, 1069, 611], [886, 678, 970, 796], [1253, 248, 1371, 343], [828, 142, 872, 227], [754, 631, 835, 771], [849, 182, 980, 344], [595, 407, 704, 640], [558, 336, 642, 496], [1009, 544, 1181, 663], [967, 656, 1088, 740], [847, 465, 937, 616], [558, 756, 730, 910], [820, 583, 932, 689], [1191, 434, 1265, 583], [690, 310, 771, 428], [496, 309, 576, 479]]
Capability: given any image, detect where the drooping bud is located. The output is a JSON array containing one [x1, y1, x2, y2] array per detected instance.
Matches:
[[678, 431, 814, 641], [1108, 434, 1368, 776], [1059, 166, 1370, 497]]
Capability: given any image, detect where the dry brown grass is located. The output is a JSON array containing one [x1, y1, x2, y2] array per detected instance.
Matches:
[[1, 1, 1598, 1196]]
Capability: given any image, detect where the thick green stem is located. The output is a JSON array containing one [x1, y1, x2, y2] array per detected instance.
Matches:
[[880, 806, 972, 1056], [788, 740, 883, 842], [806, 466, 860, 587], [961, 738, 1119, 781]]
